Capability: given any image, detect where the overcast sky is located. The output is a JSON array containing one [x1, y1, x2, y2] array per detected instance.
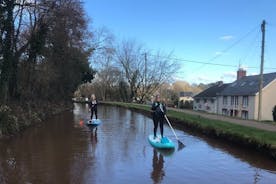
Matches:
[[84, 0, 276, 84]]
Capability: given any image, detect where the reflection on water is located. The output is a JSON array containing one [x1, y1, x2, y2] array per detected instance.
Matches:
[[0, 103, 275, 184], [151, 149, 165, 184], [90, 130, 98, 158]]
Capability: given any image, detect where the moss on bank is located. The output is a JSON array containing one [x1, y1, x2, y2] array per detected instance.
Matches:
[[103, 101, 276, 159], [0, 102, 72, 138]]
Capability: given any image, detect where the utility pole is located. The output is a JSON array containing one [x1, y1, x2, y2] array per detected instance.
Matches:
[[143, 53, 147, 102], [258, 20, 266, 121], [144, 53, 147, 87]]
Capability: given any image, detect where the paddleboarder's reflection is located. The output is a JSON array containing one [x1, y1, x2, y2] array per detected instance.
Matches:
[[151, 149, 165, 184], [90, 131, 98, 157]]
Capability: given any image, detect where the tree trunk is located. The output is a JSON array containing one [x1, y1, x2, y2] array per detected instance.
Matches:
[[0, 0, 15, 103]]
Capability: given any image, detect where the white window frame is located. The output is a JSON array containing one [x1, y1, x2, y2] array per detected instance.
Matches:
[[223, 96, 227, 105], [234, 96, 239, 106], [231, 96, 234, 105], [242, 96, 248, 107]]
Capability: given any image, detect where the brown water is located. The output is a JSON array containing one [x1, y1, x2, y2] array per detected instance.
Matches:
[[0, 103, 276, 184]]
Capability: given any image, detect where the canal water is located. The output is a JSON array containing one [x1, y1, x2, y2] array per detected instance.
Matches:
[[0, 103, 276, 184]]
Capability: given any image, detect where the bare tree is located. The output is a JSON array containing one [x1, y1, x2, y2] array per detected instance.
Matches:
[[116, 40, 179, 103], [116, 40, 144, 101], [137, 51, 179, 102], [93, 66, 121, 101]]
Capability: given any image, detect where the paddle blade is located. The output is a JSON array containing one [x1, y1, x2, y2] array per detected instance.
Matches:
[[177, 140, 185, 151], [79, 120, 84, 126]]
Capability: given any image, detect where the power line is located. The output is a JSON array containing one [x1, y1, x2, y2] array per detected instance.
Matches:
[[169, 22, 276, 76], [112, 23, 275, 72], [267, 22, 276, 27], [190, 24, 260, 73], [212, 25, 259, 62], [239, 28, 260, 63], [147, 54, 276, 70]]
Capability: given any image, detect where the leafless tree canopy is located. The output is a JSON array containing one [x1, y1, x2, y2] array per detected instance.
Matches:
[[77, 38, 180, 103]]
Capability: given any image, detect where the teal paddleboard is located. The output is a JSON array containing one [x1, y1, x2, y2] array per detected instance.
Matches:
[[86, 119, 102, 126], [148, 135, 175, 149]]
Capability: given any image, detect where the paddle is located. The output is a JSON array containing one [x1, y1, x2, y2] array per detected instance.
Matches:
[[159, 104, 185, 150]]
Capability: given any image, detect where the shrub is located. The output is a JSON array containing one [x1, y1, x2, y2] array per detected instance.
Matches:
[[0, 105, 19, 135], [273, 105, 276, 122]]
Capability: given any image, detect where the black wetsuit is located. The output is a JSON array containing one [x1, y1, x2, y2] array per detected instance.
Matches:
[[89, 100, 98, 119], [151, 101, 166, 138]]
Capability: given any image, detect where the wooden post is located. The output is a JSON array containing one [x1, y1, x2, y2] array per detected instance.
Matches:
[[258, 20, 266, 121]]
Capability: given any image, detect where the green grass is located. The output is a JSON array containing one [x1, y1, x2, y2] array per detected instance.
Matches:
[[103, 101, 276, 150], [168, 110, 276, 147]]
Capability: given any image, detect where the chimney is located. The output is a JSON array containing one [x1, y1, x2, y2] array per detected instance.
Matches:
[[237, 68, 246, 80]]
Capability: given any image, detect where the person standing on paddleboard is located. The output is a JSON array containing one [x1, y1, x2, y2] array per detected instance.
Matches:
[[89, 94, 98, 120], [151, 95, 166, 139]]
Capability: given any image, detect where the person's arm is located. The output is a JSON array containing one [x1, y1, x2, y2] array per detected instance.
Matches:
[[151, 102, 159, 111], [151, 102, 156, 111], [88, 101, 91, 111], [163, 103, 167, 114]]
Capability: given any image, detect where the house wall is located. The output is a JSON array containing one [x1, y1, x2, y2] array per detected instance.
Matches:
[[260, 79, 276, 121], [179, 96, 194, 102], [245, 96, 256, 120], [193, 97, 217, 113], [217, 95, 256, 120], [254, 95, 259, 120], [195, 79, 276, 121]]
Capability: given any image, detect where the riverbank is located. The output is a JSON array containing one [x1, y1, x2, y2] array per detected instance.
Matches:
[[0, 102, 72, 139], [102, 101, 276, 160]]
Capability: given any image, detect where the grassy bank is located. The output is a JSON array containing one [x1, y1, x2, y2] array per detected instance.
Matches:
[[0, 102, 72, 138], [103, 101, 276, 159]]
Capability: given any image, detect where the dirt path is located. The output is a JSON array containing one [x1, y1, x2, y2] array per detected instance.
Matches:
[[169, 108, 276, 132]]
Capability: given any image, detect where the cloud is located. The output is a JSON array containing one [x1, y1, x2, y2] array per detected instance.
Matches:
[[219, 71, 236, 83], [215, 51, 223, 56], [219, 35, 234, 41], [239, 64, 248, 70], [194, 76, 214, 84], [249, 72, 258, 76], [222, 71, 236, 78]]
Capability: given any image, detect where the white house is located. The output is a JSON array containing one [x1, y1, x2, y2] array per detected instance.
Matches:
[[217, 71, 276, 121], [179, 92, 193, 102], [193, 82, 229, 114], [193, 67, 276, 121]]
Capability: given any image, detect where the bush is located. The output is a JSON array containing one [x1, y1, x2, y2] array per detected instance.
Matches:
[[273, 105, 276, 122], [179, 100, 193, 109], [0, 105, 19, 135]]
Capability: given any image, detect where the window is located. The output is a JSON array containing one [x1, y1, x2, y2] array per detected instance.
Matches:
[[223, 96, 227, 105], [196, 99, 200, 103], [234, 110, 239, 117], [211, 99, 215, 103], [234, 96, 239, 106], [222, 108, 227, 115], [230, 110, 234, 116], [240, 82, 246, 86], [231, 96, 234, 105], [231, 82, 237, 87], [242, 96, 248, 107], [241, 110, 248, 119], [204, 99, 207, 103]]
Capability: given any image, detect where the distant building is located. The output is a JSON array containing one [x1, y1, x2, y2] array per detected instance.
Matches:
[[217, 72, 276, 120], [193, 68, 276, 121], [179, 91, 194, 102], [193, 81, 228, 114]]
